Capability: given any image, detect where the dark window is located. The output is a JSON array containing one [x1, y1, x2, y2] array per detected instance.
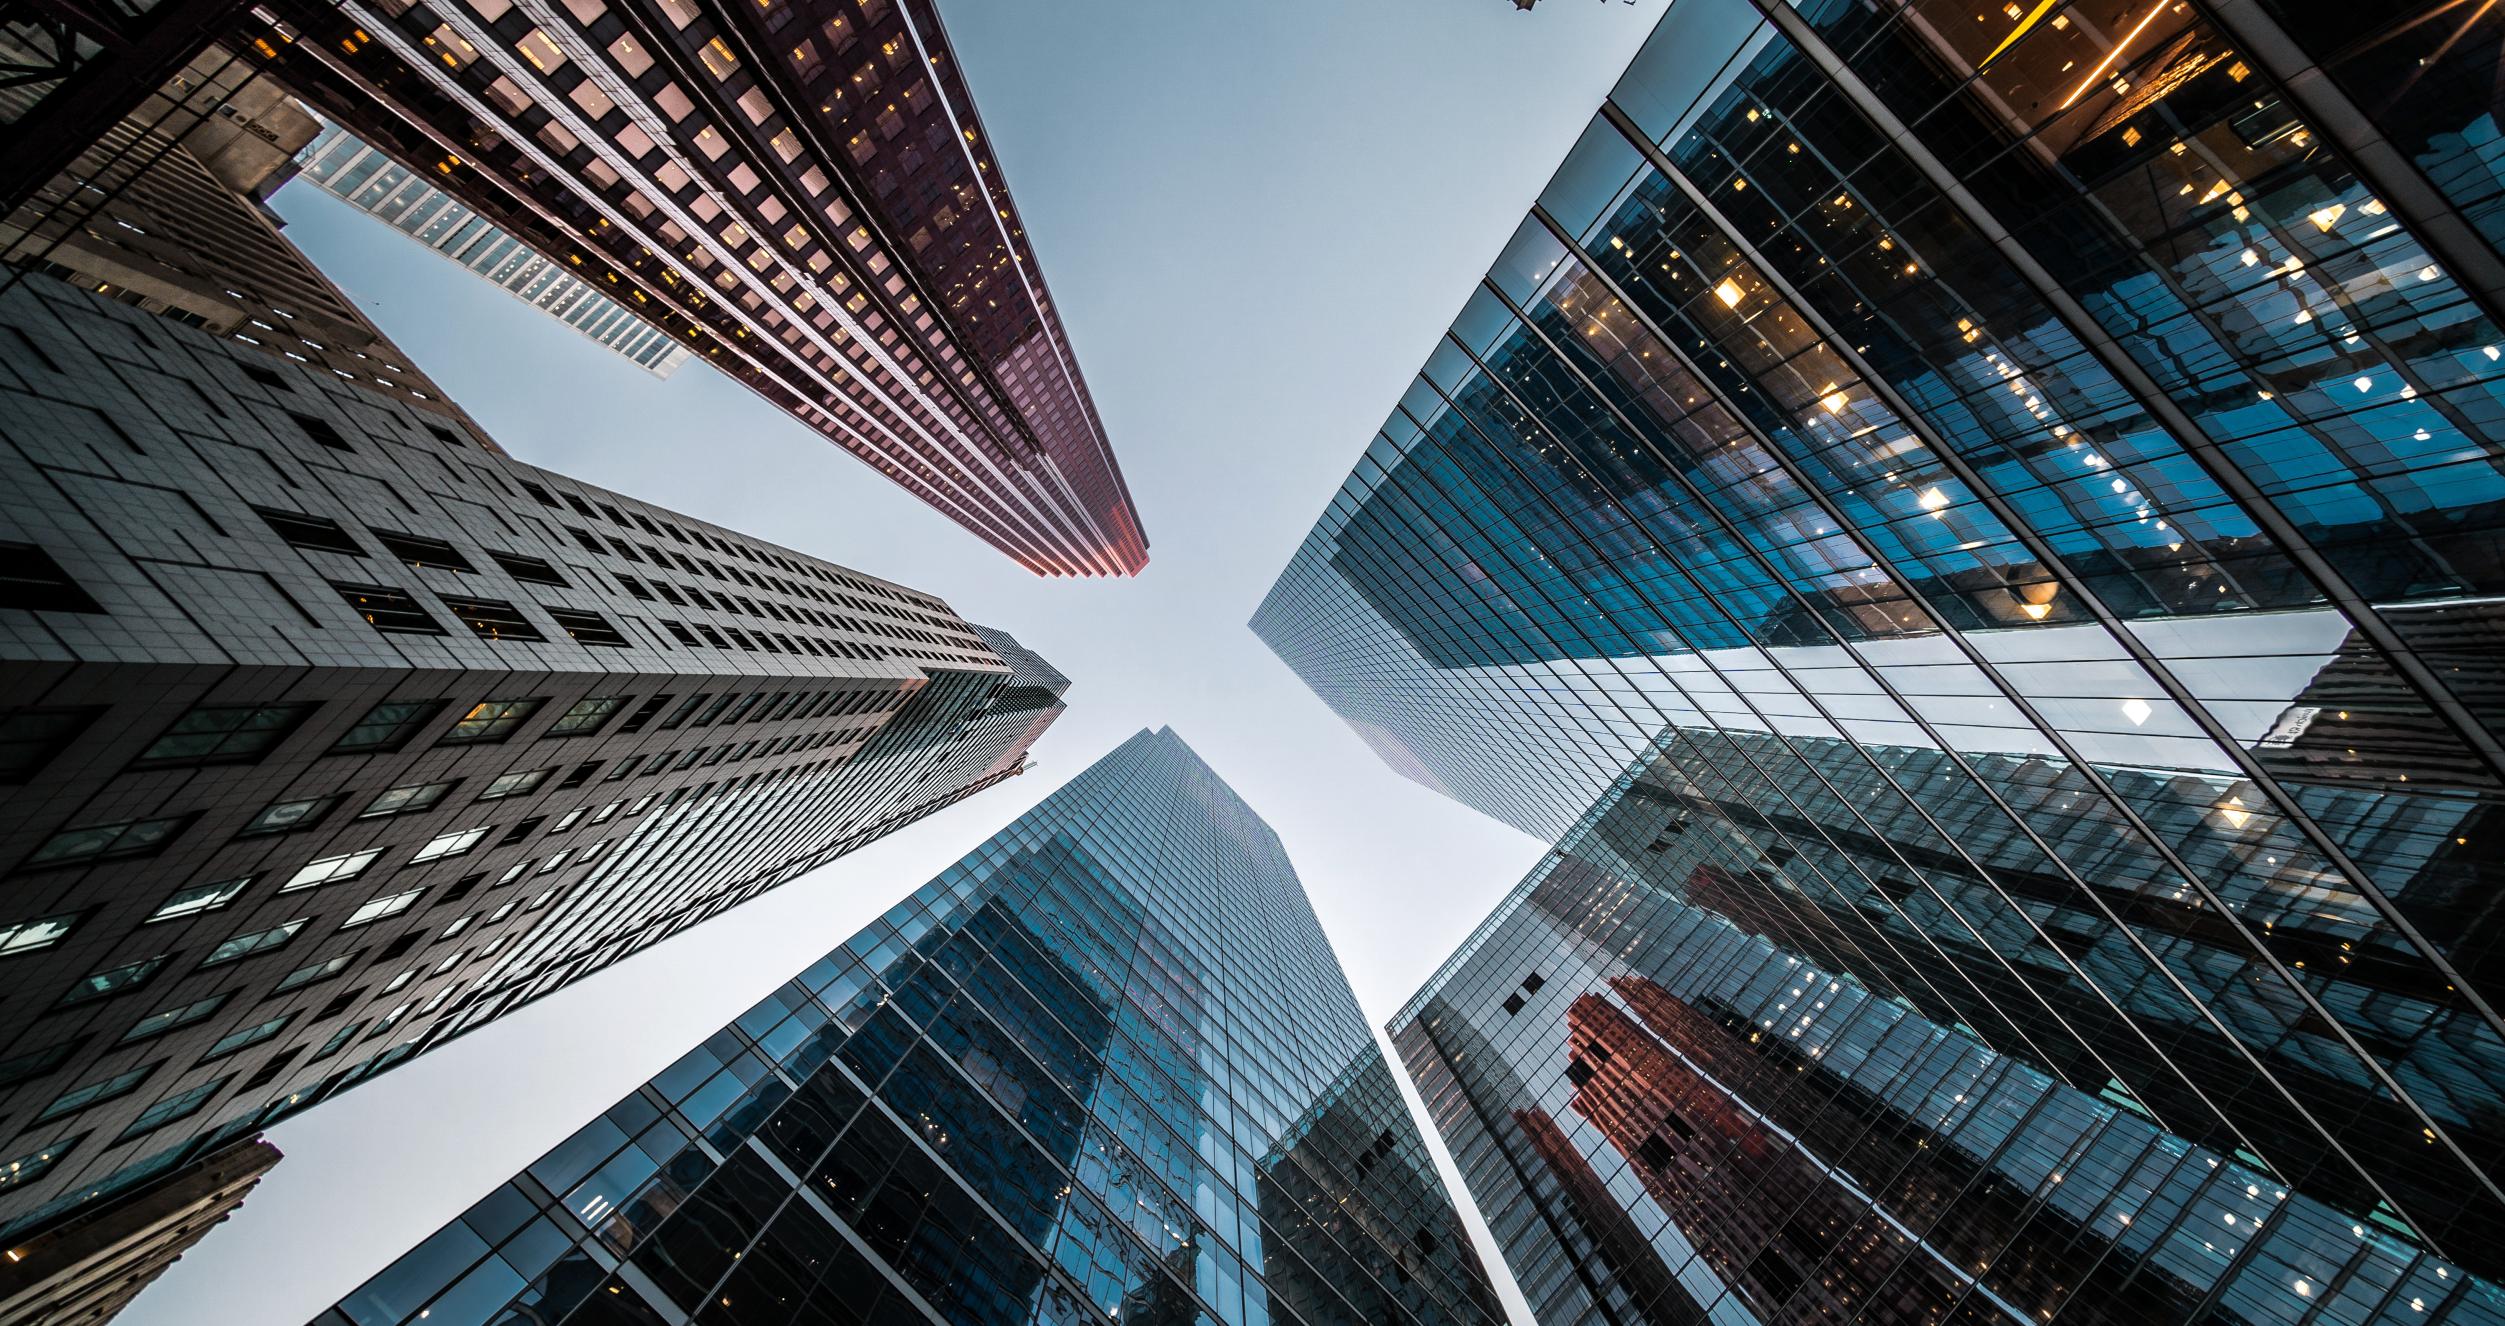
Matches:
[[664, 621, 699, 646], [615, 574, 653, 600], [619, 694, 675, 733], [254, 507, 365, 556], [199, 918, 305, 967], [273, 953, 355, 993], [442, 596, 544, 642], [479, 767, 553, 800], [558, 761, 602, 790], [491, 551, 568, 586], [563, 495, 597, 519], [289, 412, 354, 450], [567, 526, 604, 555], [333, 582, 448, 635], [238, 795, 342, 837], [136, 704, 316, 767], [241, 363, 291, 392], [237, 1046, 304, 1092], [0, 542, 105, 614], [331, 699, 447, 753], [547, 607, 628, 647], [1637, 1133, 1678, 1172], [1501, 993, 1525, 1016], [498, 817, 546, 845], [1521, 972, 1544, 993], [57, 955, 169, 1007], [0, 707, 102, 783], [0, 1038, 85, 1090], [440, 698, 543, 745], [115, 1076, 228, 1142], [372, 530, 477, 573], [522, 482, 559, 508], [359, 780, 457, 818], [694, 693, 739, 726], [199, 1013, 292, 1062], [549, 695, 627, 737]]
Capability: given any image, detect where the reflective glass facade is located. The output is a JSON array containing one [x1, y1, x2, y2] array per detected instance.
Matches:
[[1254, 0, 2505, 1309], [315, 728, 1500, 1326]]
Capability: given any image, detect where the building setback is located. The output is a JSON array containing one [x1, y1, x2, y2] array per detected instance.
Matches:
[[314, 728, 1503, 1326], [292, 123, 694, 379], [232, 0, 1148, 575], [0, 270, 1065, 1239], [1255, 0, 2505, 1316]]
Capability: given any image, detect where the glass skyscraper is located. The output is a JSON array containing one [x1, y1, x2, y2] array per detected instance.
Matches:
[[1255, 0, 2505, 1317], [316, 729, 1503, 1326]]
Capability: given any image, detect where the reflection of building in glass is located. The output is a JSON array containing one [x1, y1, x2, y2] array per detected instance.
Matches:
[[1259, 0, 2505, 1305], [0, 272, 1062, 1245], [314, 729, 1502, 1326], [293, 123, 692, 379], [230, 0, 1148, 575], [0, 49, 490, 444]]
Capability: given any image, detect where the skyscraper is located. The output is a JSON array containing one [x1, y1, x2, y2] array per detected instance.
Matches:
[[0, 269, 1064, 1240], [314, 728, 1503, 1326], [228, 0, 1148, 575], [0, 48, 491, 443], [292, 123, 694, 379], [1256, 0, 2505, 1312]]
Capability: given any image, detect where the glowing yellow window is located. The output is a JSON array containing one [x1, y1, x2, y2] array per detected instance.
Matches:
[[700, 37, 739, 79], [514, 28, 566, 73]]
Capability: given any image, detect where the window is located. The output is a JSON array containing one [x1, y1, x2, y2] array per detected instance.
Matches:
[[290, 410, 353, 450], [490, 551, 568, 586], [199, 1014, 293, 1062], [238, 795, 342, 837], [694, 693, 739, 726], [273, 952, 356, 993], [136, 703, 316, 767], [343, 889, 424, 928], [199, 918, 305, 967], [1, 707, 102, 783], [478, 768, 553, 800], [411, 826, 489, 863], [497, 817, 545, 845], [334, 582, 447, 635], [442, 595, 543, 641], [254, 507, 365, 556], [308, 1021, 365, 1062], [0, 1139, 77, 1193], [658, 693, 708, 729], [0, 912, 78, 956], [57, 955, 168, 1007], [35, 1063, 156, 1122], [22, 815, 189, 870], [549, 808, 586, 833], [281, 849, 382, 892], [330, 699, 446, 753], [521, 481, 558, 508], [546, 607, 629, 647], [145, 876, 249, 923], [557, 761, 600, 789], [359, 781, 457, 818], [619, 694, 674, 734], [372, 530, 477, 573], [536, 850, 570, 874], [440, 698, 543, 744], [0, 542, 105, 614], [116, 1076, 228, 1142], [0, 1038, 85, 1089], [121, 994, 231, 1043], [547, 695, 627, 736]]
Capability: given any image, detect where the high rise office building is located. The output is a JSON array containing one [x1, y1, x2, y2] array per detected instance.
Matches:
[[1256, 0, 2505, 1314], [0, 48, 491, 443], [292, 123, 694, 379], [315, 728, 1503, 1326], [0, 269, 1065, 1242], [225, 0, 1149, 575]]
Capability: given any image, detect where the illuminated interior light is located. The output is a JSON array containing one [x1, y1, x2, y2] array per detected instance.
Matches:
[[1917, 486, 1951, 512], [2241, 249, 2260, 266], [1715, 279, 1744, 308], [2121, 698, 2153, 726], [2308, 204, 2345, 231]]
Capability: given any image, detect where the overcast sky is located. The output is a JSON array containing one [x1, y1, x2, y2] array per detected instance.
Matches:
[[122, 3, 1652, 1321]]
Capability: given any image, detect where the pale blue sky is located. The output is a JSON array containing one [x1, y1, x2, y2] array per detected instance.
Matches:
[[122, 3, 1653, 1320]]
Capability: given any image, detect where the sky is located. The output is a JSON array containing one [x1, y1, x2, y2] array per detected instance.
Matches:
[[122, 2, 1654, 1320]]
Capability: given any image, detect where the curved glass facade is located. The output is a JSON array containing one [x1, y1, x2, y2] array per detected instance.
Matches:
[[313, 729, 1501, 1326], [1254, 0, 2505, 1312]]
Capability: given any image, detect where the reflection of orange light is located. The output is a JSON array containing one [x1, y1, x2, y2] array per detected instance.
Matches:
[[2059, 0, 2171, 110]]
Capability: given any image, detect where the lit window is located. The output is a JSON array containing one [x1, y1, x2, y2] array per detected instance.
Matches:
[[411, 827, 490, 864], [342, 889, 425, 928], [281, 849, 383, 893], [0, 1139, 77, 1192], [440, 698, 544, 745], [120, 993, 231, 1043], [239, 795, 342, 837], [0, 912, 78, 956], [57, 955, 169, 1007], [479, 768, 553, 800], [330, 699, 447, 753], [548, 695, 628, 736], [274, 952, 356, 993], [360, 781, 457, 818], [146, 876, 249, 922]]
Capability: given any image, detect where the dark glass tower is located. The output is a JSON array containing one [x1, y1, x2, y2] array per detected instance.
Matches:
[[314, 728, 1503, 1326], [0, 270, 1064, 1242], [1255, 0, 2505, 1315]]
